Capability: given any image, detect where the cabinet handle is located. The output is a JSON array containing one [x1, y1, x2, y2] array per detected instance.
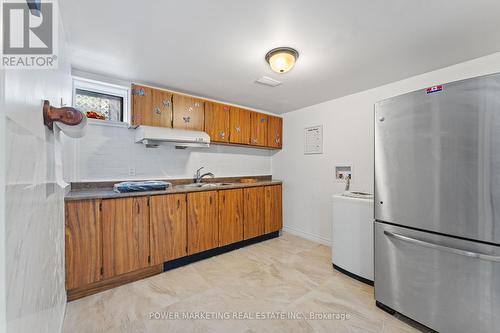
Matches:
[[261, 117, 267, 123], [235, 127, 241, 133], [183, 116, 191, 123], [194, 102, 201, 107], [219, 131, 225, 139], [177, 199, 180, 209], [154, 106, 161, 115], [136, 201, 140, 214], [209, 196, 212, 205], [163, 100, 171, 108]]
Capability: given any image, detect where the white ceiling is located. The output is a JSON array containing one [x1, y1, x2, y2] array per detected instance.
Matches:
[[61, 0, 500, 114]]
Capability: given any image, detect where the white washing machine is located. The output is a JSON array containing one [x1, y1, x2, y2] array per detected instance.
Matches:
[[332, 192, 374, 284]]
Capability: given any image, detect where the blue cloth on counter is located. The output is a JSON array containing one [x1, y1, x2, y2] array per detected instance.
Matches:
[[113, 181, 171, 193]]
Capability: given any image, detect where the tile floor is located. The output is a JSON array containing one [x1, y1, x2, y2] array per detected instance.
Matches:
[[63, 232, 423, 333]]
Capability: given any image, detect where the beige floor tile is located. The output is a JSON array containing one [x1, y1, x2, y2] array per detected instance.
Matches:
[[63, 232, 424, 333]]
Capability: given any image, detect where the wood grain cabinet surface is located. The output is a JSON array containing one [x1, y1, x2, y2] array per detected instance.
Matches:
[[102, 197, 150, 279], [243, 186, 266, 240], [131, 85, 283, 149], [132, 84, 173, 127], [187, 191, 219, 255], [229, 107, 251, 145], [205, 101, 231, 143], [267, 115, 283, 149], [265, 185, 283, 233], [150, 194, 187, 264], [65, 183, 283, 299], [65, 200, 102, 290], [250, 112, 268, 147], [172, 94, 205, 131], [218, 189, 244, 246]]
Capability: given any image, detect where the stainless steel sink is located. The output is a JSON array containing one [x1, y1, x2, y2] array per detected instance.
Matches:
[[176, 182, 234, 189]]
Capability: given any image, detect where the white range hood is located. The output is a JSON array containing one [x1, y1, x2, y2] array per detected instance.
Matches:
[[134, 125, 210, 148]]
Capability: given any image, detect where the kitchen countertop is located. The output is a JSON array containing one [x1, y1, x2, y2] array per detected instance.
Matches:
[[65, 178, 282, 201]]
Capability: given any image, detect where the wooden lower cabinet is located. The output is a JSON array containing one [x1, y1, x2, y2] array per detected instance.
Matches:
[[65, 200, 102, 290], [187, 191, 219, 255], [218, 189, 244, 246], [150, 194, 187, 265], [243, 187, 265, 240], [65, 183, 282, 300], [102, 197, 150, 279], [265, 185, 283, 233]]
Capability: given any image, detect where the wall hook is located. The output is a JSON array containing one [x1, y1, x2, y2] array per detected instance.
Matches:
[[43, 100, 84, 130]]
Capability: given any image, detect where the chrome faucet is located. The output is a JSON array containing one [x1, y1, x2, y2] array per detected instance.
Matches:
[[345, 175, 351, 191], [194, 167, 215, 183]]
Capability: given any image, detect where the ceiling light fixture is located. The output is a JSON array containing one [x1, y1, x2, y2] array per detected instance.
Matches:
[[265, 47, 299, 74]]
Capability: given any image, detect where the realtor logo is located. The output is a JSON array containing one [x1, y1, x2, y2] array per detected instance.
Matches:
[[2, 0, 58, 68]]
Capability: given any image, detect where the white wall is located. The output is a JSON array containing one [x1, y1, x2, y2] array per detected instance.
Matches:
[[2, 10, 72, 333], [62, 124, 274, 182], [0, 65, 6, 333], [273, 51, 500, 245]]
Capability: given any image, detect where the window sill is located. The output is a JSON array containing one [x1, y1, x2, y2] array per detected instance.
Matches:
[[87, 118, 130, 128]]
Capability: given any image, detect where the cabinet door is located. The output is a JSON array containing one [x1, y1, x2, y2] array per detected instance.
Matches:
[[243, 187, 265, 240], [172, 94, 205, 131], [267, 116, 283, 149], [205, 102, 230, 143], [102, 197, 150, 278], [218, 189, 244, 246], [265, 185, 283, 233], [250, 112, 268, 147], [187, 191, 218, 254], [151, 89, 173, 128], [65, 200, 102, 290], [132, 85, 173, 127], [132, 84, 153, 126], [150, 194, 187, 264], [229, 107, 251, 144]]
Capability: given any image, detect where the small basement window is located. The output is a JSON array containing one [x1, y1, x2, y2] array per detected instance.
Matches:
[[73, 77, 130, 124]]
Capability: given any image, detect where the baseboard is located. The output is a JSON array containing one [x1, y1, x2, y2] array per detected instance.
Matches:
[[282, 225, 331, 246]]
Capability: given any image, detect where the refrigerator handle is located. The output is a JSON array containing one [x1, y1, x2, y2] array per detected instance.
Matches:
[[383, 230, 500, 262]]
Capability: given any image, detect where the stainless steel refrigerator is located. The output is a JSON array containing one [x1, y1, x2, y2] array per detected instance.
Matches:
[[374, 73, 500, 333]]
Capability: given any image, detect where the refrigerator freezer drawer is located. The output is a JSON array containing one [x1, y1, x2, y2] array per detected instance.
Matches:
[[374, 222, 500, 333]]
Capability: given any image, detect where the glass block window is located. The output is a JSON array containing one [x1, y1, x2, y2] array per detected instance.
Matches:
[[75, 89, 123, 122]]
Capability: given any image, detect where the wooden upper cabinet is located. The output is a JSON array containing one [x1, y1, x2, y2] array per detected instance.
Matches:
[[243, 186, 265, 240], [102, 197, 150, 278], [187, 191, 218, 255], [150, 194, 187, 265], [132, 84, 173, 127], [172, 94, 205, 131], [229, 107, 251, 144], [65, 200, 102, 290], [265, 185, 283, 233], [267, 116, 283, 149], [205, 102, 230, 143], [218, 189, 244, 246], [250, 112, 268, 147]]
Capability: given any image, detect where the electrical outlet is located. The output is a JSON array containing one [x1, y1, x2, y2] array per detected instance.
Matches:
[[128, 167, 136, 176]]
